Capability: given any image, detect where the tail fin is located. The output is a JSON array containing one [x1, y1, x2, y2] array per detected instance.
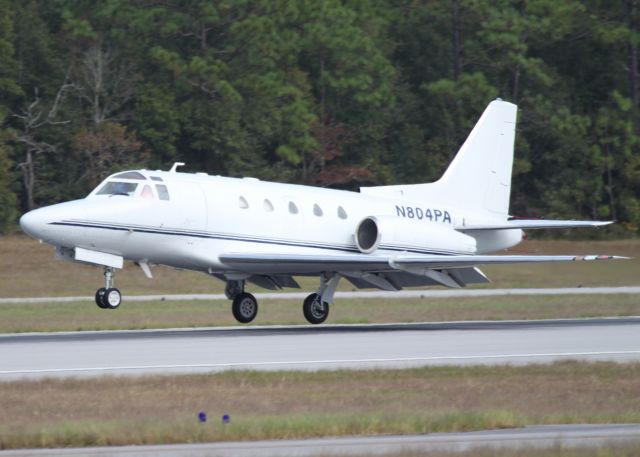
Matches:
[[361, 99, 518, 218]]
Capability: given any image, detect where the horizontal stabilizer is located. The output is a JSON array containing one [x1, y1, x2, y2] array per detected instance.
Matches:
[[458, 220, 613, 231]]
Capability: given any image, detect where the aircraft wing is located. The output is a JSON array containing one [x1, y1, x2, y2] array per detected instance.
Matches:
[[219, 252, 626, 290], [458, 220, 613, 230], [219, 252, 626, 274]]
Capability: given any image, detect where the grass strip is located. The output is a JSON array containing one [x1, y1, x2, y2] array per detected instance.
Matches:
[[1, 361, 639, 449], [0, 294, 639, 333]]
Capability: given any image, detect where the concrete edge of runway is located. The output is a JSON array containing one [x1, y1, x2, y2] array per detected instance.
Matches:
[[0, 424, 639, 456], [1, 285, 640, 304], [2, 315, 640, 342]]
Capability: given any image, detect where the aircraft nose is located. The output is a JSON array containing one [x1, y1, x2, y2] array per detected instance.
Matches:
[[20, 208, 48, 240]]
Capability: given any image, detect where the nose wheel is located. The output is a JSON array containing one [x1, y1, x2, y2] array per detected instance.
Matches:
[[95, 268, 122, 309]]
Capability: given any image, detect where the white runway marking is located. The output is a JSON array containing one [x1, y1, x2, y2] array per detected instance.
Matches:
[[1, 350, 640, 377], [1, 286, 640, 304]]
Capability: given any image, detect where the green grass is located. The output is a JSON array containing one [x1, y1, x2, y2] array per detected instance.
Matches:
[[0, 411, 528, 448], [0, 294, 639, 332], [1, 361, 639, 449]]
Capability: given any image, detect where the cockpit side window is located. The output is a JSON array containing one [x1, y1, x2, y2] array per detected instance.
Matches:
[[113, 171, 146, 180], [96, 181, 138, 196]]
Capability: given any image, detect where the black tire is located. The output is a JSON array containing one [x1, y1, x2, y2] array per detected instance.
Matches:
[[102, 288, 122, 309], [303, 293, 329, 324], [232, 292, 258, 323], [95, 288, 108, 309]]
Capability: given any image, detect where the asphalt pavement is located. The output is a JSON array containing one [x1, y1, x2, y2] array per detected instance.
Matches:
[[1, 317, 639, 379]]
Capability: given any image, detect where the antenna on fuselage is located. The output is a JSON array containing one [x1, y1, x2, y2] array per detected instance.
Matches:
[[169, 162, 185, 173]]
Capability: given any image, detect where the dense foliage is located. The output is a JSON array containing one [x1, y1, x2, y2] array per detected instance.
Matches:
[[1, 0, 639, 234]]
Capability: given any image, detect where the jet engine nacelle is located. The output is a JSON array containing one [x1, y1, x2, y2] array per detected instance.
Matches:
[[355, 216, 477, 255]]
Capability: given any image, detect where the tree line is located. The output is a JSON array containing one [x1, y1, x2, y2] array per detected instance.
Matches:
[[0, 0, 639, 235]]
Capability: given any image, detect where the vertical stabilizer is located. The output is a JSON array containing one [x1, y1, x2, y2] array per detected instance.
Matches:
[[361, 99, 518, 219], [437, 99, 517, 216]]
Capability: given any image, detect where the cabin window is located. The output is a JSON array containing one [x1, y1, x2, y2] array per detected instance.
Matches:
[[141, 185, 154, 200], [313, 203, 323, 217], [113, 171, 146, 180], [151, 176, 163, 182], [263, 199, 274, 212], [239, 196, 249, 209], [337, 206, 348, 219], [96, 181, 138, 196], [288, 201, 299, 214], [156, 184, 170, 201]]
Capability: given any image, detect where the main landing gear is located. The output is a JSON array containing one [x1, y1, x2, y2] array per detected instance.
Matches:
[[224, 274, 340, 325], [95, 267, 122, 309], [302, 274, 340, 325], [302, 293, 329, 325], [226, 280, 258, 324]]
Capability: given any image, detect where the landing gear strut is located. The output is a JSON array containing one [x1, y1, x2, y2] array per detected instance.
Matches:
[[95, 267, 122, 309], [226, 279, 258, 324]]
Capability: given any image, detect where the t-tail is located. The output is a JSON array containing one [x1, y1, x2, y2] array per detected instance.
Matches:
[[361, 99, 612, 252]]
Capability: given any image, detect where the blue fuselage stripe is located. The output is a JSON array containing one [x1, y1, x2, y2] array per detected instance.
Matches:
[[49, 221, 462, 256]]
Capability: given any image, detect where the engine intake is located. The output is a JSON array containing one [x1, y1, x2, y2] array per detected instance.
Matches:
[[355, 216, 476, 255], [355, 217, 380, 253]]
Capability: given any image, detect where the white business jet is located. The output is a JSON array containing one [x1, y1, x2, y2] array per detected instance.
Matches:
[[20, 99, 623, 324]]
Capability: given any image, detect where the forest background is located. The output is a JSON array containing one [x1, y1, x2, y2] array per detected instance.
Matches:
[[0, 0, 639, 236]]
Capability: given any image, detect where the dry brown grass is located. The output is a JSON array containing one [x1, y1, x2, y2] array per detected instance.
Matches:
[[0, 362, 639, 448]]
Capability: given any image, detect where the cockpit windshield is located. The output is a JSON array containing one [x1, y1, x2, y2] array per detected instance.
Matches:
[[96, 181, 138, 196]]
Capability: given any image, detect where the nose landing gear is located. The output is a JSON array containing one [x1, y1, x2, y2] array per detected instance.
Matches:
[[95, 267, 121, 309]]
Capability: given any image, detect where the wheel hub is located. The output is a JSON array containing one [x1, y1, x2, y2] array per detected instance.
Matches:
[[106, 290, 121, 307], [311, 299, 326, 319], [240, 298, 255, 317]]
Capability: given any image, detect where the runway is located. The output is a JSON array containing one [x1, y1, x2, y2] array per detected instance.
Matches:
[[1, 317, 639, 380], [0, 424, 639, 456]]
